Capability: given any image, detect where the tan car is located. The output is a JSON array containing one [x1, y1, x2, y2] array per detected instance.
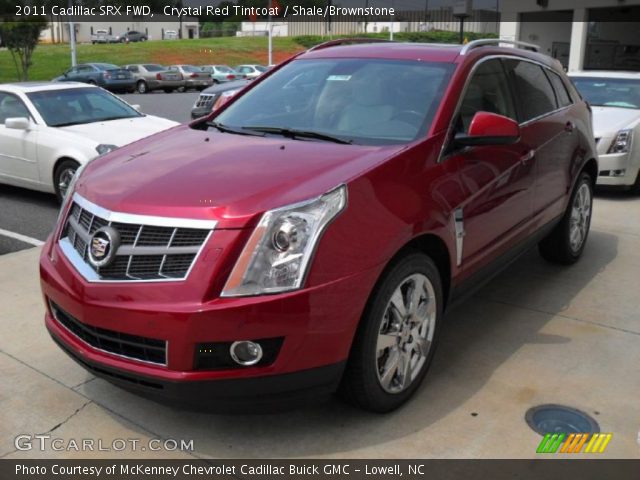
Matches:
[[124, 64, 185, 94]]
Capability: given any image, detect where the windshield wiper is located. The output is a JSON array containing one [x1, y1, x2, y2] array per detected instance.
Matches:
[[207, 121, 265, 137], [241, 126, 353, 144]]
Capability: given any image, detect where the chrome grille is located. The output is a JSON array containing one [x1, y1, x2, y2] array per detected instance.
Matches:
[[195, 94, 216, 108], [59, 194, 216, 282]]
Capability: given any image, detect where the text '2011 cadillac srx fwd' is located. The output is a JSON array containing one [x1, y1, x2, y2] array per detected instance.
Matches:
[[40, 39, 598, 412]]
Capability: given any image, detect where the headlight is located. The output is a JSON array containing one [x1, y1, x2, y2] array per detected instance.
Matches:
[[607, 129, 632, 154], [221, 185, 347, 297], [96, 144, 118, 155], [57, 162, 87, 222]]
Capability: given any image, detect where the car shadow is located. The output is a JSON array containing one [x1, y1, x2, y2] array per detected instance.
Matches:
[[80, 229, 619, 458]]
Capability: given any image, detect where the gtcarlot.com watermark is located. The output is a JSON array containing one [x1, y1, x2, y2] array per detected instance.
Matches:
[[15, 434, 194, 453]]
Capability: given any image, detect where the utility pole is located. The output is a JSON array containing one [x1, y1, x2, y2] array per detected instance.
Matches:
[[389, 0, 395, 40], [268, 0, 272, 66], [68, 0, 77, 66]]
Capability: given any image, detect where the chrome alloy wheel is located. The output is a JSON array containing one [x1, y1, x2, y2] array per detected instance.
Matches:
[[58, 167, 77, 199], [569, 182, 591, 253], [376, 273, 437, 394]]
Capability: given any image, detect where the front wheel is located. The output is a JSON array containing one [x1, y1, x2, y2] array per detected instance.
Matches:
[[340, 252, 443, 412], [539, 172, 593, 264], [136, 80, 148, 94], [54, 159, 80, 204]]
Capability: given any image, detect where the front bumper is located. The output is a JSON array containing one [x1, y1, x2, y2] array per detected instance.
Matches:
[[40, 237, 379, 408], [596, 152, 639, 187], [191, 106, 213, 119]]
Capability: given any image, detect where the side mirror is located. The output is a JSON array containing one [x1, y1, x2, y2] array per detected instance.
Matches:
[[454, 112, 520, 147], [5, 117, 30, 130]]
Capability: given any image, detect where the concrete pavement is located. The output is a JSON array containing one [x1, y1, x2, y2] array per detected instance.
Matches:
[[0, 192, 639, 459]]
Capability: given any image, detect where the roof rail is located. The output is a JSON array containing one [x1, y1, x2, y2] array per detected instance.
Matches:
[[460, 39, 540, 55], [308, 38, 392, 52]]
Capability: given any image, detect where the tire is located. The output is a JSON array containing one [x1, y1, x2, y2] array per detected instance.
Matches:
[[538, 172, 593, 264], [53, 159, 80, 204], [339, 252, 443, 412], [136, 80, 148, 94], [213, 79, 220, 84], [87, 80, 96, 86]]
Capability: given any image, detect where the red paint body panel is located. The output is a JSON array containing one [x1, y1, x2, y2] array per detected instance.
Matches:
[[40, 42, 597, 403]]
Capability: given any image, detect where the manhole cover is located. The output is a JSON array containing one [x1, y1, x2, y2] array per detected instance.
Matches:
[[525, 404, 600, 435]]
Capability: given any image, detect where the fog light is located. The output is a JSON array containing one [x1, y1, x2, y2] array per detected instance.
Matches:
[[230, 341, 263, 366], [610, 169, 626, 177]]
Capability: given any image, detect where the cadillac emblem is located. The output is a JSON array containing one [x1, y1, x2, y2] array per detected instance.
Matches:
[[88, 226, 120, 268]]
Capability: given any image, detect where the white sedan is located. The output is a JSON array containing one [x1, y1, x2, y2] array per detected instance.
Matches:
[[0, 82, 178, 201], [570, 71, 640, 190]]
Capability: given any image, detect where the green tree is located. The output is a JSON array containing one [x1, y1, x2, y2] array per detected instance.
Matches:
[[0, 19, 48, 80]]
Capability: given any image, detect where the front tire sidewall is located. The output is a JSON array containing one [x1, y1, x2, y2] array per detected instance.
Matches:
[[54, 159, 80, 204], [342, 252, 443, 412], [137, 80, 148, 94]]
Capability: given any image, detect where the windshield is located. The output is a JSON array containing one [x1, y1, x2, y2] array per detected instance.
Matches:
[[255, 65, 268, 73], [143, 64, 164, 72], [571, 77, 640, 109], [183, 66, 203, 73], [216, 66, 233, 73], [27, 87, 141, 127], [215, 58, 453, 145]]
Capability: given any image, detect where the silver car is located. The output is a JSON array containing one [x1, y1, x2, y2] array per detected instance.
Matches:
[[167, 65, 213, 91], [124, 64, 184, 94]]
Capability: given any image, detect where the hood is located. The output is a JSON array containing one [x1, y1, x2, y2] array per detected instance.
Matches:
[[77, 124, 404, 228], [58, 115, 178, 146], [592, 107, 640, 138]]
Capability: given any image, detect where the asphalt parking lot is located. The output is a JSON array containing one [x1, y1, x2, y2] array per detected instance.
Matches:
[[0, 189, 639, 459], [0, 90, 199, 256]]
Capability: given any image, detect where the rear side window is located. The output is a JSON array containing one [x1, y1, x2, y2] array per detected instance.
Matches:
[[506, 60, 557, 122], [547, 70, 573, 107], [458, 59, 517, 133]]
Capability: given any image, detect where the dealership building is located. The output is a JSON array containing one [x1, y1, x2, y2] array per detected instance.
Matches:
[[500, 0, 640, 71]]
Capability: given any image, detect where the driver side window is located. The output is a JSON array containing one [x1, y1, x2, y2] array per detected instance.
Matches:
[[0, 93, 31, 124], [458, 59, 517, 133]]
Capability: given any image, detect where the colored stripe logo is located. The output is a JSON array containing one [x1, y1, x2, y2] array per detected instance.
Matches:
[[536, 433, 612, 454]]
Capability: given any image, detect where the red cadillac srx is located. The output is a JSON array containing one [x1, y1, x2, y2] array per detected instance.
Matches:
[[40, 39, 598, 412]]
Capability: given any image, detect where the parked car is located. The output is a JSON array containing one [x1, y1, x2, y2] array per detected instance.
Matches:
[[119, 30, 147, 42], [53, 63, 136, 93], [91, 29, 118, 44], [200, 65, 243, 83], [124, 64, 184, 94], [40, 39, 597, 413], [191, 79, 250, 118], [234, 64, 268, 79], [0, 82, 177, 202], [167, 65, 213, 91], [569, 71, 640, 190]]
